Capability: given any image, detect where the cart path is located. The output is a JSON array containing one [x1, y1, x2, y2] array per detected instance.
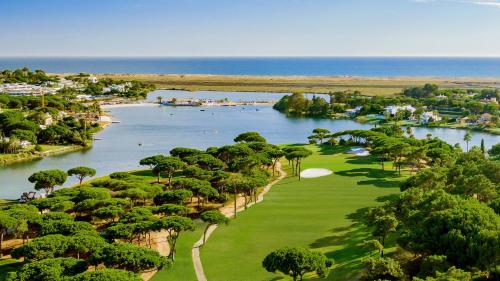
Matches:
[[192, 162, 287, 281]]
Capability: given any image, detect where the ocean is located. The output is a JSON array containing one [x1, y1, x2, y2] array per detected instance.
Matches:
[[1, 57, 500, 77]]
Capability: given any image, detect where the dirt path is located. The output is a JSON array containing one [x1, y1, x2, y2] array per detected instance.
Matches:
[[141, 230, 170, 281], [192, 162, 287, 281]]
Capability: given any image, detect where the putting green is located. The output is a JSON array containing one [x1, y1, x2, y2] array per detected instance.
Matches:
[[200, 145, 402, 281]]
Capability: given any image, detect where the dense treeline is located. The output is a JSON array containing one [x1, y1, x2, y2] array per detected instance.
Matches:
[[273, 85, 499, 124], [0, 132, 303, 279], [65, 73, 155, 99], [325, 127, 500, 280], [0, 68, 56, 84]]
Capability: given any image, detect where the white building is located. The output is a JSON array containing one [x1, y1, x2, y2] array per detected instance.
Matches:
[[99, 115, 112, 123], [110, 84, 126, 92], [0, 137, 31, 148], [103, 84, 127, 94], [41, 113, 53, 126], [88, 76, 98, 83], [384, 105, 416, 116], [0, 83, 58, 96], [20, 140, 32, 148], [345, 106, 363, 116], [421, 111, 442, 123], [76, 94, 93, 100]]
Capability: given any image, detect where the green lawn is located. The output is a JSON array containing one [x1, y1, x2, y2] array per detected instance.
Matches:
[[151, 221, 205, 281], [200, 145, 402, 281]]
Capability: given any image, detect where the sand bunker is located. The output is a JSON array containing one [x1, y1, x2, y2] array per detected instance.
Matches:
[[348, 147, 370, 156], [300, 168, 333, 178]]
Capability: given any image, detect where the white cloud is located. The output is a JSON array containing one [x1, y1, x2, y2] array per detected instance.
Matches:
[[412, 0, 500, 7], [471, 1, 500, 6]]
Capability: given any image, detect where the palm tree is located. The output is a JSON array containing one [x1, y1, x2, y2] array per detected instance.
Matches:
[[156, 96, 163, 104], [464, 131, 472, 152]]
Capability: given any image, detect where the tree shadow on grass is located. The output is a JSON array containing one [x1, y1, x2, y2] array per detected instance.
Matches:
[[317, 145, 350, 155], [335, 168, 397, 179], [308, 208, 373, 281], [345, 155, 379, 165], [285, 143, 308, 147], [130, 169, 153, 177], [375, 194, 400, 203], [357, 179, 400, 189], [0, 260, 21, 281]]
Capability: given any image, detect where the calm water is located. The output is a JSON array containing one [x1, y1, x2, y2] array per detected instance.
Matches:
[[0, 90, 498, 199], [2, 57, 500, 77]]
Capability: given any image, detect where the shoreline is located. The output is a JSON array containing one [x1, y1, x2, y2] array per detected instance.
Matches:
[[0, 145, 88, 166]]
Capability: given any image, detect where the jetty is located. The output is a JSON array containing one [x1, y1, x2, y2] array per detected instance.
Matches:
[[160, 98, 275, 107]]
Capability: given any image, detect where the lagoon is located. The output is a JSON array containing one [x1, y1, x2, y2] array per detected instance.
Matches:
[[0, 90, 498, 199]]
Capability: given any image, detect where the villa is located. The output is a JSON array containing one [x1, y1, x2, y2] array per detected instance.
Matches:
[[0, 137, 31, 148], [41, 113, 54, 126], [384, 105, 416, 116], [479, 113, 493, 125], [0, 83, 58, 96], [88, 76, 98, 83], [345, 106, 363, 116], [480, 97, 498, 104], [103, 84, 128, 94], [420, 111, 442, 123], [76, 94, 93, 100]]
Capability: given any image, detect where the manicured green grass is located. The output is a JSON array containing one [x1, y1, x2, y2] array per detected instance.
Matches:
[[0, 259, 21, 281], [201, 145, 402, 281], [150, 221, 205, 281]]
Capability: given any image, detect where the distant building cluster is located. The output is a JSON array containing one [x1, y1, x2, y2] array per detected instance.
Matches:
[[0, 78, 81, 96], [0, 75, 134, 98], [102, 82, 133, 94]]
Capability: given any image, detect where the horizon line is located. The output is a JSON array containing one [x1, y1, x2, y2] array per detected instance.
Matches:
[[1, 55, 500, 59]]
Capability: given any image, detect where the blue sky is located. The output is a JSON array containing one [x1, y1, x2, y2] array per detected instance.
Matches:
[[1, 0, 499, 57]]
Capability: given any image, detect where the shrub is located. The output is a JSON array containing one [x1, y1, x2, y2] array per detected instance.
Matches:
[[109, 172, 130, 180], [15, 257, 87, 281], [77, 187, 111, 201], [69, 269, 142, 281], [91, 243, 171, 272]]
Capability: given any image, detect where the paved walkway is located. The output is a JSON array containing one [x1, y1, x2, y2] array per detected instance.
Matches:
[[191, 162, 287, 281]]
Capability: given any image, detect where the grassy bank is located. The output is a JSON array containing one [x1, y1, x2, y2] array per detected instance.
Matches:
[[0, 144, 87, 166], [200, 145, 403, 281], [93, 74, 500, 96]]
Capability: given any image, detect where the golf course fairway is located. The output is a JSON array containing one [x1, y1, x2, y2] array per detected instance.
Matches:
[[200, 145, 402, 281]]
